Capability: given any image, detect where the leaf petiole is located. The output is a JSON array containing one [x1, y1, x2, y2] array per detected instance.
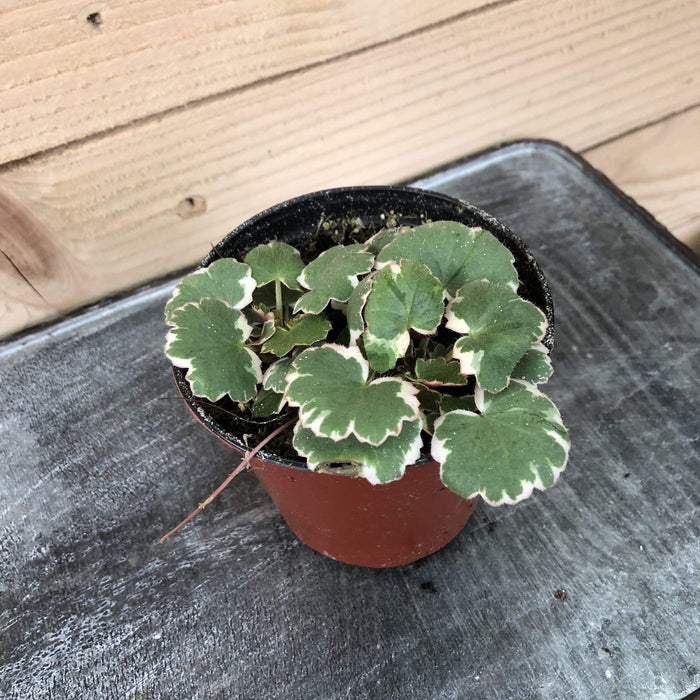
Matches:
[[274, 279, 284, 324], [159, 416, 297, 542]]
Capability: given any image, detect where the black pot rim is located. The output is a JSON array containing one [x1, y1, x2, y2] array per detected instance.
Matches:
[[172, 185, 554, 471]]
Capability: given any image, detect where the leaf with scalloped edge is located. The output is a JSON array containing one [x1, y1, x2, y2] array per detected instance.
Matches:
[[365, 226, 408, 255], [363, 259, 444, 372], [294, 244, 374, 314], [375, 221, 517, 297], [414, 357, 468, 386], [446, 280, 547, 392], [293, 418, 423, 484], [261, 314, 331, 356], [285, 345, 420, 445], [165, 259, 255, 324], [432, 380, 570, 505], [251, 387, 285, 417], [244, 241, 305, 290], [166, 298, 262, 402], [346, 273, 374, 345], [263, 356, 294, 393], [511, 342, 553, 384]]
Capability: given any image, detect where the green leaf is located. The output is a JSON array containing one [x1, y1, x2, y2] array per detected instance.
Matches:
[[251, 388, 285, 417], [414, 384, 442, 434], [261, 314, 331, 356], [293, 419, 423, 484], [252, 282, 302, 309], [263, 356, 294, 393], [346, 273, 374, 345], [440, 394, 478, 414], [446, 280, 547, 392], [511, 343, 553, 385], [432, 380, 570, 505], [365, 226, 408, 255], [375, 221, 517, 297], [249, 318, 276, 345], [294, 244, 374, 314], [165, 259, 255, 323], [414, 357, 468, 386], [244, 241, 305, 290], [286, 345, 420, 445], [166, 298, 262, 402], [363, 259, 445, 372]]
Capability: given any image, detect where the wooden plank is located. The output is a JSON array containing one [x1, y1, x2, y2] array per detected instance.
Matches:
[[585, 106, 700, 252], [1, 0, 699, 337], [0, 0, 486, 163]]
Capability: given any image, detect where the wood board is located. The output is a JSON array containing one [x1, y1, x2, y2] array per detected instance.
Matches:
[[1, 0, 699, 337]]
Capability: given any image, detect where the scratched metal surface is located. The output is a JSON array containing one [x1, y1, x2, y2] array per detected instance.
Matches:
[[1, 142, 698, 700]]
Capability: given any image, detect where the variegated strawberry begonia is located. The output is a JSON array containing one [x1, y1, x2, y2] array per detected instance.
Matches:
[[165, 221, 570, 505]]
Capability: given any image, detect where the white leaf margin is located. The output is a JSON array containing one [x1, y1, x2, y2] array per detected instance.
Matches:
[[285, 344, 420, 445], [165, 260, 256, 325], [293, 418, 424, 485], [165, 301, 263, 402], [432, 380, 570, 506]]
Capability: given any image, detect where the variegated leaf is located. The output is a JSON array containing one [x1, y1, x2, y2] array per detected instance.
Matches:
[[414, 357, 468, 386], [293, 418, 423, 484], [285, 345, 420, 445], [244, 241, 304, 290], [432, 380, 570, 505], [261, 314, 331, 357], [363, 259, 444, 372], [294, 244, 374, 314], [165, 298, 261, 402], [346, 273, 374, 345], [165, 259, 255, 324], [511, 342, 553, 384], [249, 318, 276, 345], [446, 280, 547, 393], [365, 226, 408, 255], [375, 221, 518, 297], [251, 387, 285, 417], [263, 356, 294, 393]]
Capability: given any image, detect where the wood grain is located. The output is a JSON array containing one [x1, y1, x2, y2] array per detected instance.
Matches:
[[1, 0, 699, 337], [586, 106, 700, 251], [0, 0, 485, 163]]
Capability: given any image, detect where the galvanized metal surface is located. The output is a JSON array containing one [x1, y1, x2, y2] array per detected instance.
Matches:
[[1, 141, 698, 699]]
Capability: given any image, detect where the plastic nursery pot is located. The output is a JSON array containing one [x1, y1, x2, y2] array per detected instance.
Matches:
[[173, 186, 554, 568]]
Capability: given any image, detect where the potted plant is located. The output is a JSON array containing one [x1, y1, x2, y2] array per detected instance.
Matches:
[[162, 186, 570, 567]]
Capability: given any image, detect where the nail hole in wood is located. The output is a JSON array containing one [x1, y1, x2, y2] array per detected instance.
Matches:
[[176, 195, 207, 219], [86, 11, 102, 27]]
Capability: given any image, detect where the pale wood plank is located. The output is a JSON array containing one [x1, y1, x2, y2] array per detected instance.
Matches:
[[1, 0, 699, 337], [0, 0, 486, 163], [585, 106, 700, 252]]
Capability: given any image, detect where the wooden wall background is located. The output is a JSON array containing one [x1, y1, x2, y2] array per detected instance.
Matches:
[[1, 0, 699, 337]]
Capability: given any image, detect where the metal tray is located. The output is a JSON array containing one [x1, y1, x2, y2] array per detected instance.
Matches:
[[1, 141, 698, 700]]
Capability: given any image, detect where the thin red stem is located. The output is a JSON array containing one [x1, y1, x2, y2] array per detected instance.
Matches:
[[159, 417, 297, 543]]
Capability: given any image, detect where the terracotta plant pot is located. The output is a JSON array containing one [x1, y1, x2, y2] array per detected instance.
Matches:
[[173, 186, 554, 568]]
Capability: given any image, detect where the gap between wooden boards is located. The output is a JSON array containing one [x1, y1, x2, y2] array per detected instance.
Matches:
[[0, 0, 493, 164], [0, 0, 698, 336]]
